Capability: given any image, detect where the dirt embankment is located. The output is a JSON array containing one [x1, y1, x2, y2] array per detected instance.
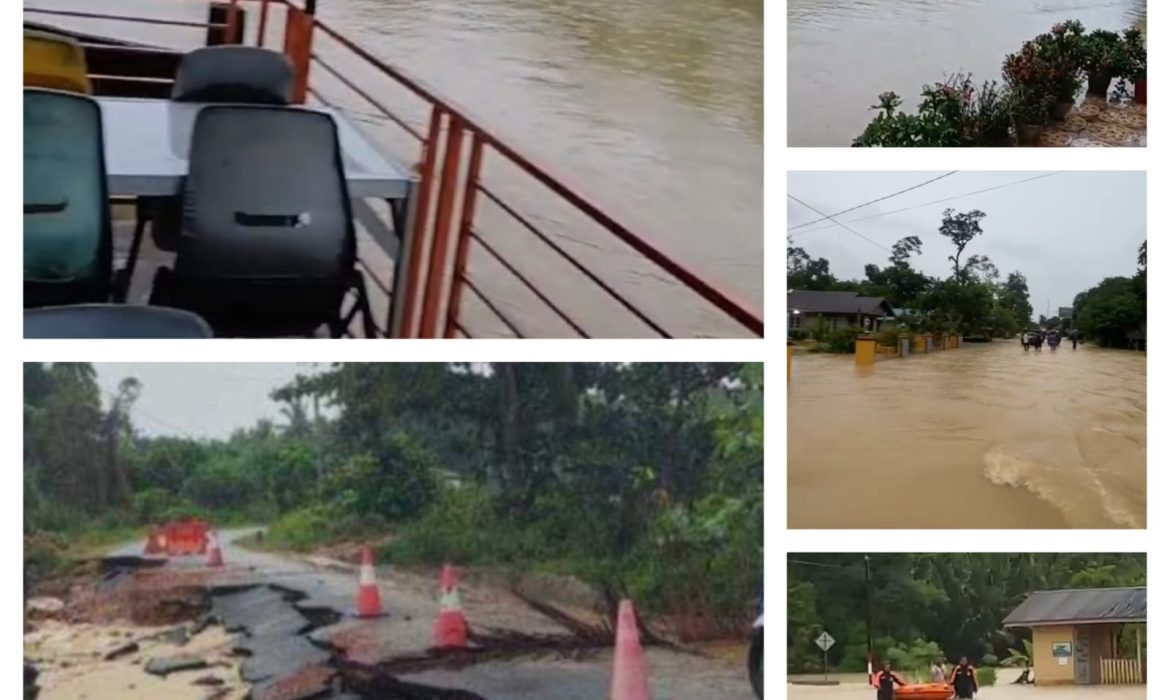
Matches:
[[24, 568, 246, 700]]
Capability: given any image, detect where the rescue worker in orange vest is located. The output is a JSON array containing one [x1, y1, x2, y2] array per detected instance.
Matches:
[[950, 656, 978, 698], [875, 661, 907, 700]]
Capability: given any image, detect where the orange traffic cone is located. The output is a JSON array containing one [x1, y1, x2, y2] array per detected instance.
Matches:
[[355, 546, 385, 617], [609, 599, 651, 700], [433, 563, 468, 649], [143, 527, 164, 555], [206, 530, 224, 567]]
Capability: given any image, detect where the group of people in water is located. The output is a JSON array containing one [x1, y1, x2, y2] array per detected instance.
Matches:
[[874, 657, 980, 699], [1021, 329, 1080, 352]]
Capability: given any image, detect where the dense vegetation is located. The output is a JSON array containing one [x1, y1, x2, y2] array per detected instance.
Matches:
[[853, 21, 1146, 147], [788, 553, 1146, 676], [788, 208, 1146, 350], [24, 363, 762, 624]]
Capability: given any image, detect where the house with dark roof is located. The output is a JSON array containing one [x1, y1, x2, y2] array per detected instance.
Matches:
[[1002, 586, 1145, 686], [787, 290, 896, 333]]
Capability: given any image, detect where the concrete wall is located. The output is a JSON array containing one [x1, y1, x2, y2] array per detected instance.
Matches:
[[1033, 625, 1077, 685]]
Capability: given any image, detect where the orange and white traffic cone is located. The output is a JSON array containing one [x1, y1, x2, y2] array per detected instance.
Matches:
[[355, 546, 385, 617], [609, 599, 651, 700], [433, 563, 468, 649], [143, 527, 164, 555], [206, 530, 224, 567]]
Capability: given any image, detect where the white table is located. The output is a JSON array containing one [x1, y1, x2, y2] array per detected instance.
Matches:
[[96, 96, 414, 200]]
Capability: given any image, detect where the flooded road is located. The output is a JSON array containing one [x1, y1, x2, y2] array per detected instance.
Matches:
[[788, 342, 1146, 529], [788, 681, 1145, 699], [24, 0, 762, 336], [788, 0, 1146, 146]]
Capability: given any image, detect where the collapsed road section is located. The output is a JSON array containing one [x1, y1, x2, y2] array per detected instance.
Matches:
[[26, 530, 757, 700]]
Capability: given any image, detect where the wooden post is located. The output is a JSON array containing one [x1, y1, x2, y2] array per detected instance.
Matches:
[[1136, 625, 1142, 683]]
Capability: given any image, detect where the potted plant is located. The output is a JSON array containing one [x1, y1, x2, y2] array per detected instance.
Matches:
[[1032, 20, 1086, 119], [1011, 86, 1049, 145], [1122, 27, 1146, 104], [971, 80, 1016, 146], [1082, 29, 1124, 97], [1004, 44, 1054, 143]]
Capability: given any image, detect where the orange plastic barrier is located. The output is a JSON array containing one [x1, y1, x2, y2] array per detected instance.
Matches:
[[162, 519, 210, 555]]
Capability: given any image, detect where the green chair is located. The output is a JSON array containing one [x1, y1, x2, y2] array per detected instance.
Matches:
[[24, 88, 112, 307]]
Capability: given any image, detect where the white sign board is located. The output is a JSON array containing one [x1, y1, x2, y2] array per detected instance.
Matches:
[[1058, 657, 1069, 666], [815, 631, 836, 651]]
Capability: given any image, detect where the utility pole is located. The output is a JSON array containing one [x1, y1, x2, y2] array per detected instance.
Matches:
[[865, 554, 873, 680]]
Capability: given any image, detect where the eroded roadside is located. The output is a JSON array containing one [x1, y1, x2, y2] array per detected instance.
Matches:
[[24, 534, 755, 700]]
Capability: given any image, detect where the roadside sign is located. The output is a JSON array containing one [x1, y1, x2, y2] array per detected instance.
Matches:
[[815, 631, 835, 651]]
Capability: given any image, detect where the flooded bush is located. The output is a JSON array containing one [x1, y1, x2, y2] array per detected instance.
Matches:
[[976, 666, 997, 687]]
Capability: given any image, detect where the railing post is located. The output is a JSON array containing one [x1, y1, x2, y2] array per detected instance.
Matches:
[[419, 117, 466, 337], [226, 0, 240, 43], [395, 107, 444, 337], [444, 134, 484, 338], [256, 0, 271, 47], [283, 4, 315, 104]]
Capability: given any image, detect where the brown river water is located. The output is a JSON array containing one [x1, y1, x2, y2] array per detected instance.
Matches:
[[788, 0, 1147, 146], [24, 0, 762, 337], [788, 342, 1146, 529]]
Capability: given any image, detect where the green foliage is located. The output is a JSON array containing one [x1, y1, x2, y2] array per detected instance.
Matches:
[[1082, 29, 1125, 76], [976, 666, 998, 687], [853, 77, 1015, 147], [787, 553, 1146, 674], [265, 506, 342, 552], [1073, 276, 1145, 348], [326, 434, 438, 522], [886, 639, 944, 677]]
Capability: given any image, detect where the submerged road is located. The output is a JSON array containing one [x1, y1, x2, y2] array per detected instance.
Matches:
[[108, 529, 756, 699], [788, 341, 1146, 529]]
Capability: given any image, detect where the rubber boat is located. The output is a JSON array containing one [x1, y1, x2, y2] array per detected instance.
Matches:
[[894, 683, 955, 700]]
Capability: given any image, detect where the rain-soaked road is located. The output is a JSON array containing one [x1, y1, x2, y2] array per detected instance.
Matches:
[[105, 529, 756, 699], [788, 341, 1146, 529]]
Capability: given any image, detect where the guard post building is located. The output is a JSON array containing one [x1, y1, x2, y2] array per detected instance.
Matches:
[[1002, 586, 1146, 686]]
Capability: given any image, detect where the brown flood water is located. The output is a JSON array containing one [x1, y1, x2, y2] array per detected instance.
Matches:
[[788, 680, 1145, 700], [788, 0, 1146, 146], [788, 342, 1146, 529], [24, 0, 763, 337]]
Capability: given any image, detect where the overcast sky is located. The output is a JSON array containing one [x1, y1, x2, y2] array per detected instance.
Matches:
[[787, 171, 1146, 319], [94, 363, 324, 439]]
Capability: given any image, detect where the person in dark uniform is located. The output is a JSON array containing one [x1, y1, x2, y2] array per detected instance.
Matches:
[[950, 656, 979, 698], [875, 661, 906, 700]]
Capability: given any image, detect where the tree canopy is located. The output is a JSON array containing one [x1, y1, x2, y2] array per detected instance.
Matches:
[[24, 362, 762, 621], [788, 553, 1146, 674]]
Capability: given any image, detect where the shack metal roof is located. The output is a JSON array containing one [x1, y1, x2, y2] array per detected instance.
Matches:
[[788, 290, 894, 317], [1002, 587, 1146, 628]]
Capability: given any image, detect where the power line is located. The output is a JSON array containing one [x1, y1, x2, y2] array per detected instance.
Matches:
[[787, 171, 958, 232], [791, 172, 1063, 237], [786, 194, 891, 254]]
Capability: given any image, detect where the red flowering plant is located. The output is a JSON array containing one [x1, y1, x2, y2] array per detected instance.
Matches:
[[1003, 40, 1057, 124], [1032, 20, 1086, 103]]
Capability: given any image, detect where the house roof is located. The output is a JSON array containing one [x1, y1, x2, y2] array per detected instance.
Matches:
[[788, 290, 895, 317], [1002, 587, 1146, 628]]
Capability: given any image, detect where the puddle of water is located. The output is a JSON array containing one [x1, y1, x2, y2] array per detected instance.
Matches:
[[788, 342, 1146, 528]]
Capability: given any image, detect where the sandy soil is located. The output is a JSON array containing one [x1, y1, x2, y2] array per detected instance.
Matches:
[[25, 620, 248, 700]]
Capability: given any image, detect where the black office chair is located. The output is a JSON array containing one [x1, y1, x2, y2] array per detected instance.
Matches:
[[171, 45, 294, 104], [25, 304, 213, 339], [134, 46, 297, 264], [148, 105, 375, 338], [24, 88, 113, 307]]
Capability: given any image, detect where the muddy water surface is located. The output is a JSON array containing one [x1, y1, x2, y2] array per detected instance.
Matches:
[[788, 0, 1146, 146], [788, 681, 1145, 699], [788, 342, 1146, 528]]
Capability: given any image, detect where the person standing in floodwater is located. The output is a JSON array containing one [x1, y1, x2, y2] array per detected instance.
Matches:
[[875, 662, 907, 700], [950, 657, 979, 698], [1047, 330, 1060, 351], [1030, 333, 1044, 352], [1071, 329, 1080, 349], [931, 658, 946, 682]]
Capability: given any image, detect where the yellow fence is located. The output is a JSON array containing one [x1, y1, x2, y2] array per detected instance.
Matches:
[[1100, 658, 1143, 684]]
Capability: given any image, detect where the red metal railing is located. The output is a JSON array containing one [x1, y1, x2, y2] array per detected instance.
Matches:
[[24, 0, 764, 338]]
